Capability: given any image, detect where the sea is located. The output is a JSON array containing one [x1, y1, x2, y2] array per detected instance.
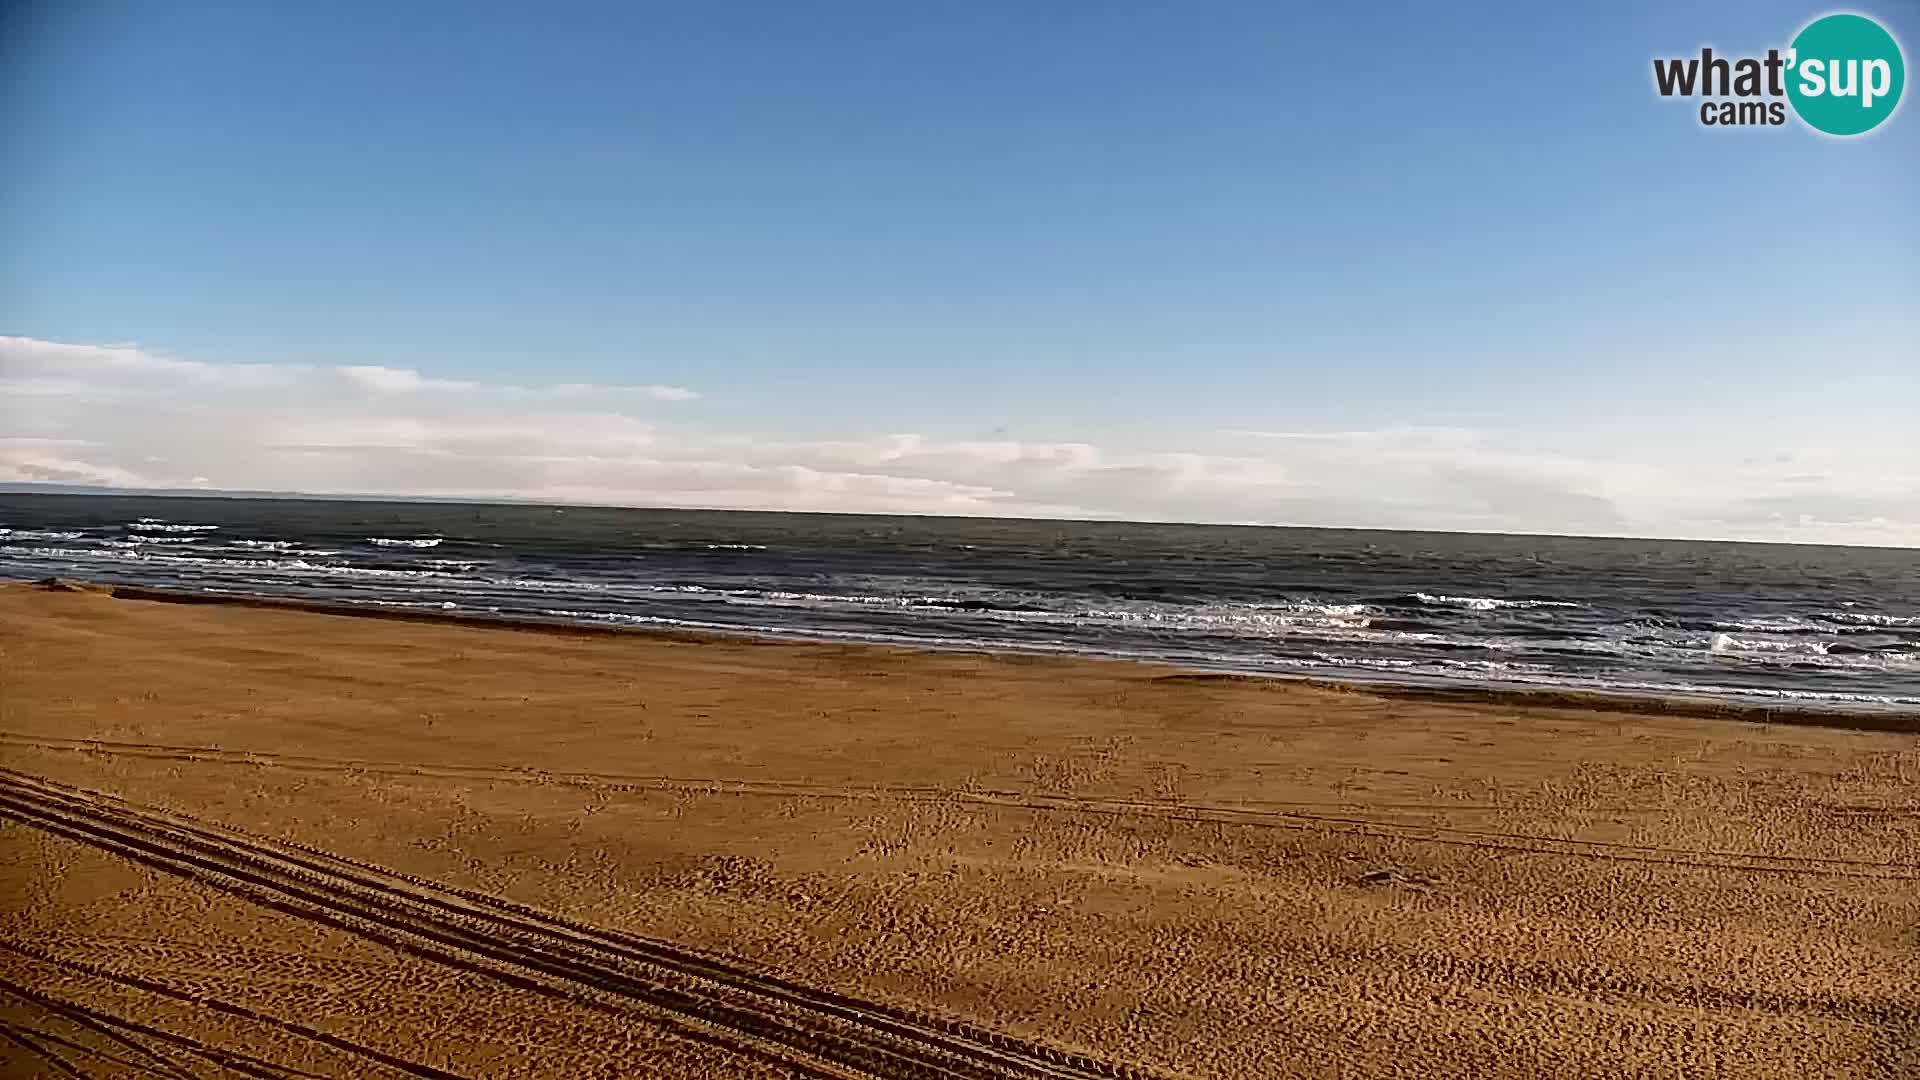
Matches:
[[4, 493, 1918, 712]]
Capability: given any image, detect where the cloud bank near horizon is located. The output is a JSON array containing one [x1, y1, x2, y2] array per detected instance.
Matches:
[[2, 336, 1915, 547]]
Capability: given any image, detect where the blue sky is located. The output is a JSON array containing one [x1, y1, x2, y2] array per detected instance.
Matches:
[[3, 2, 1916, 542]]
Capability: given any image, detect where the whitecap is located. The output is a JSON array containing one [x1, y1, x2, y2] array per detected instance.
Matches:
[[1822, 610, 1920, 628], [127, 521, 220, 533], [1411, 592, 1581, 611], [1709, 632, 1829, 656], [1717, 616, 1830, 633]]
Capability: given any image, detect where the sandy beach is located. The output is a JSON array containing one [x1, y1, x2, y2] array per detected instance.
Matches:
[[1, 579, 1915, 1078]]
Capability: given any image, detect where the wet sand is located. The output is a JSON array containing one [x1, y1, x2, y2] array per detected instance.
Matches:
[[1, 581, 1916, 1077]]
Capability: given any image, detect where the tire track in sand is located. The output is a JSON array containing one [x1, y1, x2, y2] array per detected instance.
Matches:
[[0, 767, 1166, 1080]]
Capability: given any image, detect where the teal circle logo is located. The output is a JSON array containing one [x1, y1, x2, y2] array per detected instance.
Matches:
[[1786, 13, 1905, 135]]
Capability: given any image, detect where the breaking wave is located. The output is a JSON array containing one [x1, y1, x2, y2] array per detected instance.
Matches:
[[5, 507, 1915, 712], [1822, 610, 1920, 628], [1710, 632, 1828, 656], [1409, 592, 1583, 611], [128, 520, 220, 533]]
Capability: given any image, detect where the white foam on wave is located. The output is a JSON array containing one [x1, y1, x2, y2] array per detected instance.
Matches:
[[224, 540, 340, 557], [3, 544, 104, 560], [300, 561, 459, 580], [538, 607, 700, 626], [1077, 603, 1379, 634], [734, 588, 1023, 613], [127, 521, 219, 533], [493, 576, 619, 594], [1238, 601, 1375, 618], [1309, 653, 1557, 676], [368, 537, 443, 548], [1703, 632, 1918, 672], [710, 589, 1517, 650], [0, 528, 84, 541], [516, 605, 1920, 710], [1710, 632, 1827, 656], [1291, 653, 1920, 708], [731, 590, 1377, 630], [1823, 610, 1920, 628], [0, 543, 463, 582], [1412, 592, 1581, 611], [1718, 616, 1830, 633]]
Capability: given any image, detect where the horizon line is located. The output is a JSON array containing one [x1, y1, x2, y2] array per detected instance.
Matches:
[[1, 481, 1912, 553]]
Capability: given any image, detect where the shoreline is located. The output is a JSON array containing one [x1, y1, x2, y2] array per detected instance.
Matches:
[[22, 577, 1920, 733], [5, 572, 1917, 1077]]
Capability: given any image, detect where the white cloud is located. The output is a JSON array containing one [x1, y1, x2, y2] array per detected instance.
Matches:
[[1, 336, 212, 377], [336, 365, 442, 393], [0, 437, 155, 489], [544, 381, 700, 402], [0, 336, 698, 403], [1, 336, 1915, 546], [273, 413, 658, 458]]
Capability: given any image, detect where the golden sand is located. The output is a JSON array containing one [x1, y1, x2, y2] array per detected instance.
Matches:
[[1, 581, 1915, 1077]]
